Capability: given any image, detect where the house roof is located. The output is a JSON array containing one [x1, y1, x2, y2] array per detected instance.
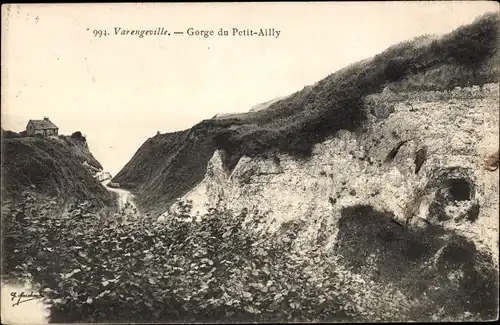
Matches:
[[28, 119, 58, 130]]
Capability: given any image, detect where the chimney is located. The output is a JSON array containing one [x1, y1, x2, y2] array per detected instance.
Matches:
[[43, 117, 49, 121]]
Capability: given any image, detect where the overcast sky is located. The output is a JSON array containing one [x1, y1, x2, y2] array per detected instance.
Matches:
[[2, 2, 498, 175]]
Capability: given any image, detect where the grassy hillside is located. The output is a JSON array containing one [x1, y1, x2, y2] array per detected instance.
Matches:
[[1, 136, 115, 208], [113, 12, 499, 216]]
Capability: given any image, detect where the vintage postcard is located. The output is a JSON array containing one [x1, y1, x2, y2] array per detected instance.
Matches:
[[1, 2, 499, 324]]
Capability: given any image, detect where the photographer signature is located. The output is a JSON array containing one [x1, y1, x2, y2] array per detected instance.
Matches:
[[10, 291, 44, 307]]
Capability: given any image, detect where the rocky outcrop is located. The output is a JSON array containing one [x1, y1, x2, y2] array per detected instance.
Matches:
[[162, 84, 499, 320], [57, 135, 103, 172], [484, 149, 499, 171], [172, 83, 499, 248]]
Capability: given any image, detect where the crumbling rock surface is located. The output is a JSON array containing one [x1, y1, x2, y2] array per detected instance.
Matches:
[[164, 84, 499, 320], [424, 166, 478, 222]]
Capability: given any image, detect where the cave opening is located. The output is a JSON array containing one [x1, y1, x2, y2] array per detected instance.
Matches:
[[448, 179, 471, 201]]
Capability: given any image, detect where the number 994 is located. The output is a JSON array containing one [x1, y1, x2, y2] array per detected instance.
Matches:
[[92, 30, 108, 37]]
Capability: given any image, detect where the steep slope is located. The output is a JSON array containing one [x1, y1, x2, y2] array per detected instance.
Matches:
[[1, 135, 115, 209], [58, 132, 103, 172], [115, 12, 499, 217], [113, 124, 232, 216]]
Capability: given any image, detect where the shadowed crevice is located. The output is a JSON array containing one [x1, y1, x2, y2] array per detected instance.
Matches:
[[335, 204, 498, 320]]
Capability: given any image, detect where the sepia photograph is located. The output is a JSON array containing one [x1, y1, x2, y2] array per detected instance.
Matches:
[[1, 1, 499, 323]]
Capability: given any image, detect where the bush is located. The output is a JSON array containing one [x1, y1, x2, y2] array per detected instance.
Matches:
[[71, 131, 86, 141], [3, 194, 497, 323], [384, 58, 407, 82], [1, 129, 21, 139], [2, 198, 388, 323]]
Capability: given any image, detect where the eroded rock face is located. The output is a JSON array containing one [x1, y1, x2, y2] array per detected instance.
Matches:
[[165, 84, 499, 320], [424, 167, 479, 223]]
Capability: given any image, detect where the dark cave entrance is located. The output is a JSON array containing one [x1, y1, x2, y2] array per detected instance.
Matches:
[[448, 179, 472, 201], [427, 169, 480, 223]]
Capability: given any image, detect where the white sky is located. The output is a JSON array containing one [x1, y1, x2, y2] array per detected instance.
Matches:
[[1, 2, 498, 175]]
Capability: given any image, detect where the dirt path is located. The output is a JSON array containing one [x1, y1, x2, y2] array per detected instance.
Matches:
[[101, 179, 137, 211]]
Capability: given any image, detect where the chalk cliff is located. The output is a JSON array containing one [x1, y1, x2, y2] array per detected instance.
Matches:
[[117, 13, 500, 320], [156, 84, 500, 320], [166, 84, 499, 261]]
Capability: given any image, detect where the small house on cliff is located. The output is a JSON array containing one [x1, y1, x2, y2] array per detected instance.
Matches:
[[26, 117, 59, 136]]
